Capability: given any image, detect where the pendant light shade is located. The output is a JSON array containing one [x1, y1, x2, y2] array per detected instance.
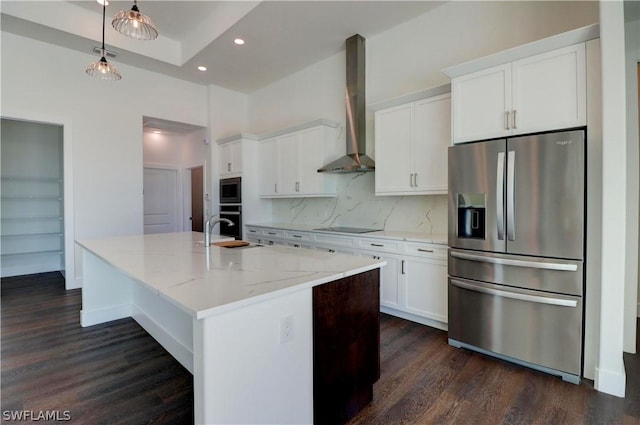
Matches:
[[112, 1, 158, 40], [86, 3, 122, 80], [86, 54, 122, 80]]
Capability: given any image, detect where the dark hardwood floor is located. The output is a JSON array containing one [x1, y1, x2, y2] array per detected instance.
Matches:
[[2, 271, 639, 424]]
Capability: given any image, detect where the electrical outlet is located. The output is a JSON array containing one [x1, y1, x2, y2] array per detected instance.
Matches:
[[280, 315, 294, 344]]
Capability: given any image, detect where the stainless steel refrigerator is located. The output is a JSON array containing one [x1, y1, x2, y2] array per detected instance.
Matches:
[[447, 129, 585, 384]]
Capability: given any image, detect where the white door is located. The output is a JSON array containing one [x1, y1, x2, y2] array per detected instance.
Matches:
[[404, 256, 448, 323], [452, 63, 511, 143], [374, 103, 414, 194], [259, 138, 278, 196], [143, 168, 178, 234], [413, 95, 451, 193], [277, 133, 299, 195], [511, 44, 586, 134]]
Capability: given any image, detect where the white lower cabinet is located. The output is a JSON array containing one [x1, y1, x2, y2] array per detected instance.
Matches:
[[245, 225, 448, 328], [403, 255, 448, 323], [357, 250, 403, 309]]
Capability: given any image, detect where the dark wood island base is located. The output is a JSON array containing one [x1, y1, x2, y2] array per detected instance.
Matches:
[[313, 269, 381, 425]]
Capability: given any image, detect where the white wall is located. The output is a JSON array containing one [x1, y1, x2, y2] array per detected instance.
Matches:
[[597, 0, 628, 397], [625, 13, 640, 338], [143, 133, 184, 167], [1, 32, 211, 286]]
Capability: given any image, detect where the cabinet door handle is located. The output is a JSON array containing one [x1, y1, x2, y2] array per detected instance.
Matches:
[[370, 243, 384, 247], [294, 244, 300, 248], [227, 162, 231, 172], [417, 248, 434, 253], [293, 235, 302, 238], [401, 260, 406, 275], [329, 249, 336, 253], [414, 173, 418, 187], [267, 232, 277, 235], [512, 109, 517, 129], [504, 110, 510, 130], [295, 181, 300, 192], [409, 173, 414, 187], [275, 183, 278, 193]]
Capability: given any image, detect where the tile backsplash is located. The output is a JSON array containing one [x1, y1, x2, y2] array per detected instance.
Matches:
[[271, 172, 448, 234]]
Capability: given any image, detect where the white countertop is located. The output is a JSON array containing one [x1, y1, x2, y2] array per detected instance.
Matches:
[[246, 222, 448, 245], [77, 232, 385, 319]]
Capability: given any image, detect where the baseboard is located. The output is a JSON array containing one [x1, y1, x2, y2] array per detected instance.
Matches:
[[595, 366, 626, 397], [380, 306, 448, 332], [80, 303, 130, 327], [131, 304, 194, 374]]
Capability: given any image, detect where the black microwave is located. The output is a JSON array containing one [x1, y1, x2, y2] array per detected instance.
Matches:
[[220, 177, 241, 204]]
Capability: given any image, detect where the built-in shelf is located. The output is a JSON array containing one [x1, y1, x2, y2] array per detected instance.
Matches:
[[1, 118, 65, 278], [1, 232, 63, 238], [1, 176, 62, 182], [1, 249, 63, 257], [1, 216, 63, 221], [1, 196, 62, 200]]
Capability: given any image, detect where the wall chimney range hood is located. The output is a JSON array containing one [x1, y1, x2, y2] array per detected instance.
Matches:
[[318, 34, 374, 173]]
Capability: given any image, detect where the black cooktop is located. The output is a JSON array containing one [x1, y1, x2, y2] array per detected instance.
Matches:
[[313, 227, 383, 234]]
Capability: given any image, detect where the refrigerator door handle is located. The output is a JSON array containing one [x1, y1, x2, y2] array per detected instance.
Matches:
[[507, 150, 516, 241], [450, 278, 578, 307], [496, 152, 505, 240], [450, 250, 578, 271]]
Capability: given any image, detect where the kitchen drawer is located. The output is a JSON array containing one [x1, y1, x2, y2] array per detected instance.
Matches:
[[259, 238, 284, 246], [246, 227, 260, 237], [262, 228, 285, 239], [314, 244, 354, 255], [285, 231, 312, 242], [313, 233, 355, 248], [287, 241, 314, 249], [404, 242, 447, 259], [356, 237, 401, 253]]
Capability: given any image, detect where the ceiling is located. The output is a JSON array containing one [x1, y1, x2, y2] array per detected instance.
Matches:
[[1, 1, 444, 93]]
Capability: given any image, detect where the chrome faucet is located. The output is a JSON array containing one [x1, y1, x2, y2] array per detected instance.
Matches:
[[204, 215, 235, 246]]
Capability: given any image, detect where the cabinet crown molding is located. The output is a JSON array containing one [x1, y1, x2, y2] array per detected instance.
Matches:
[[442, 23, 599, 78], [217, 133, 258, 144]]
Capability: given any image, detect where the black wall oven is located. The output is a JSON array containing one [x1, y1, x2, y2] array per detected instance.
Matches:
[[219, 205, 242, 240], [220, 177, 241, 204], [219, 177, 242, 240]]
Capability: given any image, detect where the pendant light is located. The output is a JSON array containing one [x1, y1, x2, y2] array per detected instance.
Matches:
[[86, 3, 122, 80], [112, 0, 158, 40]]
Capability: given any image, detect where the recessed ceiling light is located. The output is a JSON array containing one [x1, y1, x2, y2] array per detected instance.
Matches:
[[97, 0, 109, 5], [234, 38, 245, 45], [197, 66, 207, 72], [153, 130, 162, 134]]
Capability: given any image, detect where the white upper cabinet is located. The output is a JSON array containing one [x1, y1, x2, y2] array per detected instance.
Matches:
[[451, 43, 586, 144], [259, 137, 279, 196], [375, 93, 451, 195], [452, 64, 511, 143], [511, 44, 586, 135], [258, 121, 340, 198], [218, 139, 243, 176]]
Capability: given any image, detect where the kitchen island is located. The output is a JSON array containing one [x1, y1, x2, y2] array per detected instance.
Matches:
[[77, 232, 385, 425]]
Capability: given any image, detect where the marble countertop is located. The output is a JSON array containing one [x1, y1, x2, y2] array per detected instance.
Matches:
[[246, 222, 448, 245], [77, 232, 385, 319]]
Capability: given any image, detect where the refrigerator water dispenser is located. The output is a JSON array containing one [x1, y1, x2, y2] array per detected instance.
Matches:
[[457, 193, 486, 239]]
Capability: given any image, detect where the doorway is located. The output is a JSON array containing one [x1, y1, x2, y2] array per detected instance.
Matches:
[[142, 116, 208, 235], [1, 118, 65, 277], [189, 166, 204, 232]]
